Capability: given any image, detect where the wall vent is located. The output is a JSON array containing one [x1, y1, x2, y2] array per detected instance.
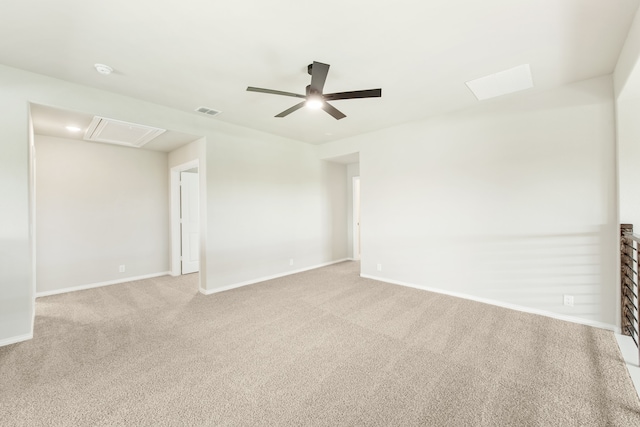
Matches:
[[84, 116, 166, 148], [195, 106, 222, 117]]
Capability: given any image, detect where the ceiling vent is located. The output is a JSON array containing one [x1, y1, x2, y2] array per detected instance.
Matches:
[[195, 106, 222, 117], [84, 116, 166, 148]]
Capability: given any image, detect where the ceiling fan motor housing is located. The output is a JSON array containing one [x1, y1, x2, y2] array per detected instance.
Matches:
[[247, 61, 382, 120]]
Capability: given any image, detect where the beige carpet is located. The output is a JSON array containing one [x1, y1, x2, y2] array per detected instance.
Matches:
[[1, 261, 639, 426]]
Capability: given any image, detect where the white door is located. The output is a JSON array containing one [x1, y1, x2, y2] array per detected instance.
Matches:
[[180, 171, 199, 274], [353, 176, 361, 260]]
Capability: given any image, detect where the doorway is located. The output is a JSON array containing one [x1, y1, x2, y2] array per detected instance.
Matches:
[[353, 176, 361, 260], [170, 160, 200, 276], [180, 169, 199, 274]]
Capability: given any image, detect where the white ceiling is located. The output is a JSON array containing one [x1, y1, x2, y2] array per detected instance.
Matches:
[[2, 0, 638, 145], [30, 104, 201, 152]]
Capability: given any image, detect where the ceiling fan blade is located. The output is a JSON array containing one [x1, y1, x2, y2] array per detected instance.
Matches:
[[275, 101, 306, 118], [322, 102, 346, 120], [323, 88, 382, 101], [309, 61, 330, 94], [247, 86, 306, 99]]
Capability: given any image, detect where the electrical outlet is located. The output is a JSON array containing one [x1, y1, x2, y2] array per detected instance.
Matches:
[[289, 258, 294, 266], [563, 295, 574, 307], [119, 265, 125, 273], [377, 263, 382, 272]]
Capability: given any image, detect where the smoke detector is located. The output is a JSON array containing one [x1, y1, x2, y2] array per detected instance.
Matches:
[[94, 63, 113, 75]]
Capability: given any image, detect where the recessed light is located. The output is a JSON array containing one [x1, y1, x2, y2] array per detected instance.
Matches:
[[466, 64, 533, 101], [94, 63, 113, 75], [65, 126, 82, 132]]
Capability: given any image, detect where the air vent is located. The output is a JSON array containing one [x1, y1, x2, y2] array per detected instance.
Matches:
[[84, 116, 165, 148], [195, 106, 222, 117]]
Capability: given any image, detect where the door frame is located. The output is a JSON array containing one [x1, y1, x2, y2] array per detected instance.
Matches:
[[170, 159, 199, 276]]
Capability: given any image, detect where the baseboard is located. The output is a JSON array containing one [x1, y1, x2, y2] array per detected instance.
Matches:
[[36, 271, 172, 298], [0, 333, 33, 348], [361, 274, 618, 333], [200, 259, 350, 295]]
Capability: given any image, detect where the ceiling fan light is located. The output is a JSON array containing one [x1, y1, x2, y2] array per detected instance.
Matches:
[[306, 96, 323, 110]]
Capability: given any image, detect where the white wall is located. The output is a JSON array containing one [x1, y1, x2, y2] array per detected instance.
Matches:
[[615, 6, 640, 334], [205, 135, 347, 290], [35, 135, 170, 294], [0, 64, 348, 344], [618, 98, 640, 226], [616, 6, 640, 226], [320, 75, 618, 328], [168, 138, 205, 169], [0, 82, 32, 345], [614, 5, 640, 99]]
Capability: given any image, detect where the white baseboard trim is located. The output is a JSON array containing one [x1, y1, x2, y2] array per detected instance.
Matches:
[[36, 271, 172, 298], [361, 274, 619, 333], [200, 259, 351, 295], [0, 333, 33, 348]]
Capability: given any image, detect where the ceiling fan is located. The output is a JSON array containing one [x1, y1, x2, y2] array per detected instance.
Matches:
[[247, 61, 382, 120]]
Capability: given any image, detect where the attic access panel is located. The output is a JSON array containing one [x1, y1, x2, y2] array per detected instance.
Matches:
[[84, 116, 166, 148]]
